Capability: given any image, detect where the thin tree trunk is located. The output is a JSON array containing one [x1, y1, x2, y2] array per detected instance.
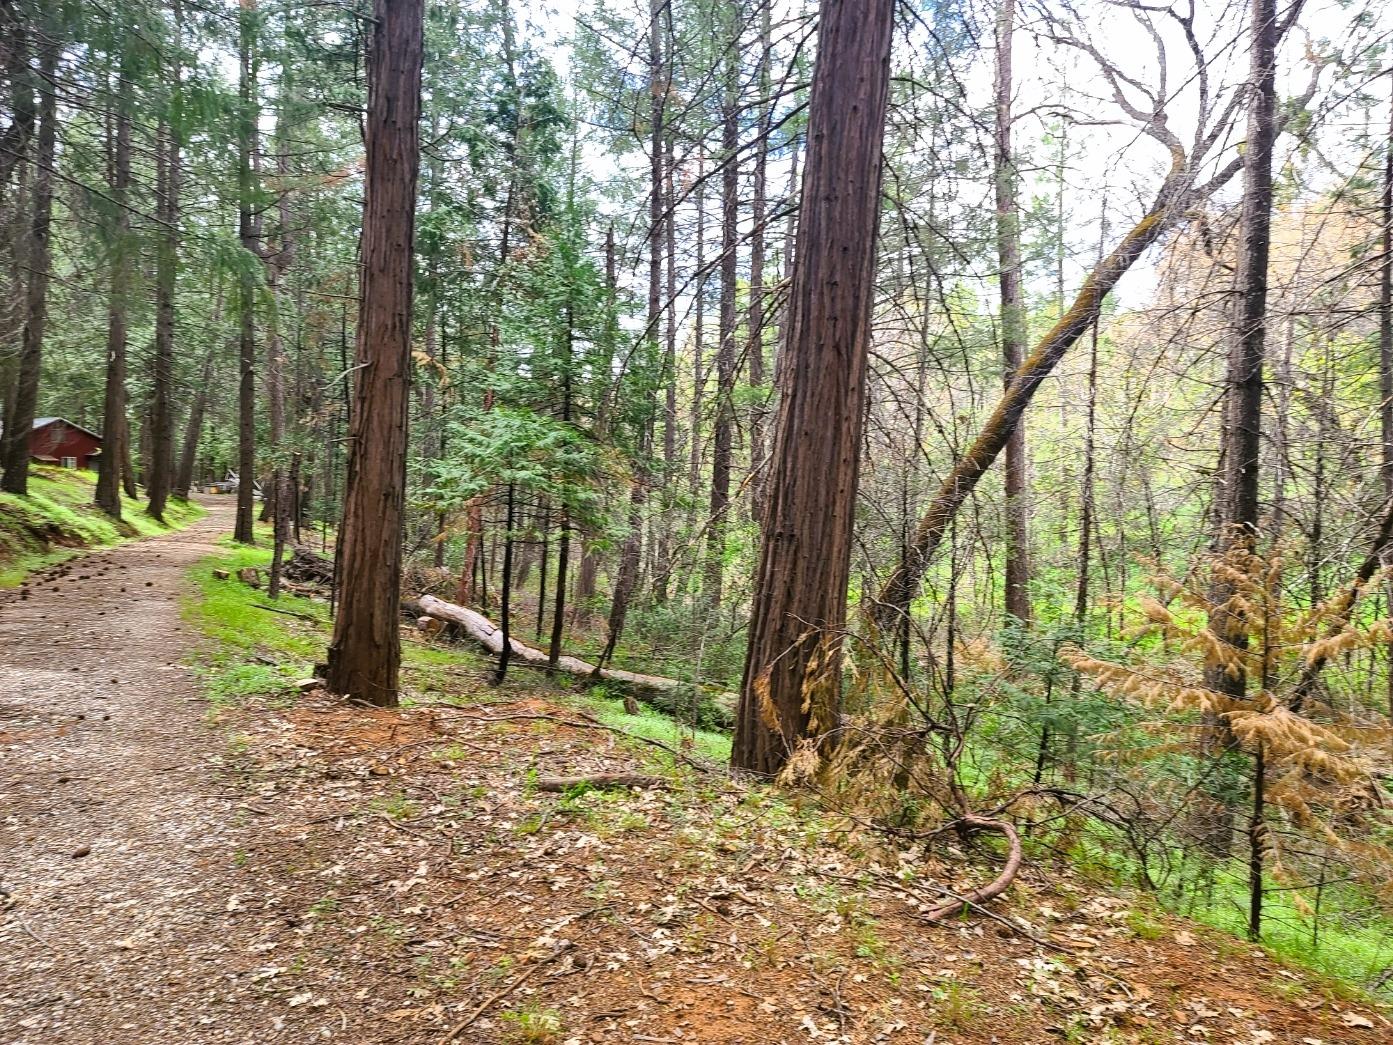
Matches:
[[95, 59, 134, 519], [656, 136, 678, 597], [174, 348, 215, 499], [732, 0, 896, 776], [994, 0, 1031, 625], [146, 7, 183, 521], [535, 508, 549, 640], [325, 0, 423, 706], [266, 133, 296, 598], [234, 4, 259, 543], [1204, 0, 1281, 701], [494, 483, 516, 685], [747, 0, 772, 523], [0, 37, 57, 496], [1380, 89, 1393, 717], [689, 150, 707, 504], [706, 5, 740, 606]]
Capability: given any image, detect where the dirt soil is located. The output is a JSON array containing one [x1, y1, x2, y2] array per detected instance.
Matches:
[[2, 504, 1391, 1044]]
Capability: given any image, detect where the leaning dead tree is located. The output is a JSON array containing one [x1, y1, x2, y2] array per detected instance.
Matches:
[[871, 0, 1316, 634]]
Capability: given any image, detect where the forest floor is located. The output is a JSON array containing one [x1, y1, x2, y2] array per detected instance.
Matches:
[[2, 505, 1392, 1045]]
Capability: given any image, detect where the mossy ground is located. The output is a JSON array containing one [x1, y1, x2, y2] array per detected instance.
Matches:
[[0, 465, 203, 586]]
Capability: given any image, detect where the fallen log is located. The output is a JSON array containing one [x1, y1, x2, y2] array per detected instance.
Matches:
[[415, 594, 737, 729], [535, 773, 669, 792]]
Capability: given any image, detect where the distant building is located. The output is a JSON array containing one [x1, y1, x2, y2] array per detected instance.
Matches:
[[0, 417, 103, 470]]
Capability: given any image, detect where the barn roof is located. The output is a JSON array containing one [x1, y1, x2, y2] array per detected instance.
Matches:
[[29, 417, 103, 441]]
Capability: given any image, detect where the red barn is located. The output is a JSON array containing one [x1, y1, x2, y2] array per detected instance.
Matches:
[[16, 417, 103, 469]]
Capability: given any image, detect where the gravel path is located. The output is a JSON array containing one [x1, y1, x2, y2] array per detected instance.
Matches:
[[0, 500, 270, 1044]]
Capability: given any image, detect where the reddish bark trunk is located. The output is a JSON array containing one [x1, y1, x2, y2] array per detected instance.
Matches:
[[0, 38, 56, 496], [95, 62, 133, 519], [325, 0, 423, 707], [732, 0, 896, 776]]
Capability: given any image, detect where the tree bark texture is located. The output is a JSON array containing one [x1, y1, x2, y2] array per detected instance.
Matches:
[[234, 5, 259, 543], [732, 0, 896, 776], [0, 38, 57, 496], [994, 0, 1031, 626], [325, 0, 423, 706], [1205, 0, 1280, 703], [95, 61, 134, 519]]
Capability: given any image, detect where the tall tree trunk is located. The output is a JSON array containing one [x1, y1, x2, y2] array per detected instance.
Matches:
[[324, 0, 423, 707], [95, 59, 134, 519], [174, 348, 215, 499], [1380, 88, 1393, 717], [1197, 0, 1281, 881], [596, 235, 643, 672], [146, 112, 180, 521], [771, 143, 799, 397], [655, 0, 678, 602], [688, 150, 707, 504], [994, 0, 1031, 626], [0, 38, 57, 496], [0, 4, 35, 464], [747, 0, 772, 523], [266, 132, 296, 598], [706, 3, 740, 606], [1205, 0, 1280, 700], [654, 124, 678, 601], [234, 4, 259, 543], [732, 0, 896, 776]]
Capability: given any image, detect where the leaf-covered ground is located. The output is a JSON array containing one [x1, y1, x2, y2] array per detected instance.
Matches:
[[2, 507, 1390, 1044]]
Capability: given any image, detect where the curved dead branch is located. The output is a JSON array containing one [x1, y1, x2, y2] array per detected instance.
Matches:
[[921, 814, 1023, 922]]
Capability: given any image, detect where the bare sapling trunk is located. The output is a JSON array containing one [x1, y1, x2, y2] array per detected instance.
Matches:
[[994, 0, 1031, 626]]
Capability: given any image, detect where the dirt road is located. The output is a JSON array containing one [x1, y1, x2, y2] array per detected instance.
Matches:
[[0, 501, 267, 1044]]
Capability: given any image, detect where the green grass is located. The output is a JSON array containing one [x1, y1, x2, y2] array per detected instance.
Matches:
[[0, 466, 203, 586], [1186, 869, 1393, 992], [1064, 818, 1393, 993], [183, 536, 733, 771], [583, 684, 732, 762], [184, 542, 328, 705]]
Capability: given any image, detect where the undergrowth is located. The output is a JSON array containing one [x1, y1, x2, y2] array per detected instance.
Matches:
[[183, 539, 1389, 1000], [184, 539, 733, 765]]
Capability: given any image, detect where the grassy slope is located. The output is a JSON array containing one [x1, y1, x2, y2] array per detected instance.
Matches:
[[0, 465, 204, 586], [183, 541, 1392, 1000]]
